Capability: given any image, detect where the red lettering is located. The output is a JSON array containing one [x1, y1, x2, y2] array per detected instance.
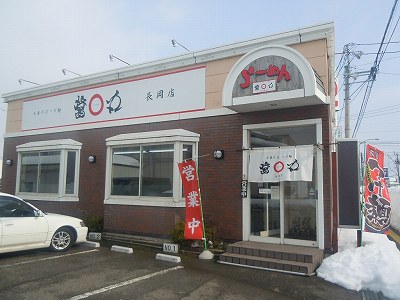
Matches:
[[277, 64, 291, 82], [240, 64, 291, 89], [240, 66, 254, 88]]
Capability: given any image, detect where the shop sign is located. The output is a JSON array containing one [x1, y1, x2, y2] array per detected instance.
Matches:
[[241, 180, 248, 197], [364, 144, 392, 234], [232, 56, 303, 99], [258, 188, 271, 194], [271, 186, 280, 199], [248, 145, 313, 182], [337, 139, 360, 228], [22, 67, 205, 131], [178, 159, 204, 240], [253, 79, 276, 94]]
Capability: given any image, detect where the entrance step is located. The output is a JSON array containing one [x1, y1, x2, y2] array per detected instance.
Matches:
[[218, 241, 323, 276]]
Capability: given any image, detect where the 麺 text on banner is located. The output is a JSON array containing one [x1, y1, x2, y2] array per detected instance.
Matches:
[[364, 144, 391, 234]]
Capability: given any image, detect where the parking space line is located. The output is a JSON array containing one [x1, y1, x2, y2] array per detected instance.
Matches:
[[69, 265, 184, 300], [0, 249, 98, 268]]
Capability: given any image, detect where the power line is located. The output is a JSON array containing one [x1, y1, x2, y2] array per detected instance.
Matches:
[[352, 0, 399, 137], [336, 50, 400, 55], [355, 41, 400, 45], [379, 71, 400, 75]]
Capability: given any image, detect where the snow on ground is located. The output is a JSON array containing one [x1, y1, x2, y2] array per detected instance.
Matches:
[[317, 187, 400, 300]]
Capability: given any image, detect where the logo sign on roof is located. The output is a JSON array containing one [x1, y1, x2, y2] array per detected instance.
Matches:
[[232, 55, 303, 98]]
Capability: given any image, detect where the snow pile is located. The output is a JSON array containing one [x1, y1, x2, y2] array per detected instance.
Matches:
[[317, 187, 400, 299], [317, 236, 400, 299]]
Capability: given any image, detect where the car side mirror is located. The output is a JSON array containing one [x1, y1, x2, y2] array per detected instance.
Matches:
[[34, 209, 43, 217]]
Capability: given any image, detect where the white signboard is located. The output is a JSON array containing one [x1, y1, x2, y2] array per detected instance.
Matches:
[[163, 243, 179, 253], [22, 67, 206, 131], [252, 79, 276, 94], [258, 188, 271, 194], [271, 186, 280, 199]]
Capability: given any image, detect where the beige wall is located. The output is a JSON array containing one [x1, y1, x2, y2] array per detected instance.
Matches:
[[5, 100, 23, 133], [205, 56, 241, 110], [5, 39, 329, 134], [291, 39, 329, 91]]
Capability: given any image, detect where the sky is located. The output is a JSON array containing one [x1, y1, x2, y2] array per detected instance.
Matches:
[[317, 187, 400, 299], [0, 0, 399, 176]]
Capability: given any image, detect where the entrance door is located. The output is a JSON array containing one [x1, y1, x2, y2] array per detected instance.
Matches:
[[249, 179, 317, 246], [250, 182, 281, 240], [245, 122, 320, 247]]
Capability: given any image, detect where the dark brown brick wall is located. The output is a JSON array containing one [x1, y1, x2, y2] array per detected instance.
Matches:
[[1, 104, 332, 248]]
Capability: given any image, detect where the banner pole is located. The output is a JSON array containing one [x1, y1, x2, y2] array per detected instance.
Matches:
[[195, 164, 208, 251], [194, 160, 213, 260], [359, 144, 367, 247]]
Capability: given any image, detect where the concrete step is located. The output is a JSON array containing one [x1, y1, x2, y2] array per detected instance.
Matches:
[[218, 241, 324, 276], [219, 252, 316, 275]]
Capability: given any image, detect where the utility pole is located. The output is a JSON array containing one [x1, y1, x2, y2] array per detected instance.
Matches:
[[344, 44, 351, 138], [342, 43, 363, 138], [395, 153, 400, 183]]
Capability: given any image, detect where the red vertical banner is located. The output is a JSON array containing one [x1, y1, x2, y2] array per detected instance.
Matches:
[[364, 144, 392, 234], [178, 160, 204, 240]]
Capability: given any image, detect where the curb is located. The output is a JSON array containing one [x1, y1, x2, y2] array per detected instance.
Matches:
[[111, 245, 134, 254], [83, 241, 101, 248], [156, 253, 182, 263]]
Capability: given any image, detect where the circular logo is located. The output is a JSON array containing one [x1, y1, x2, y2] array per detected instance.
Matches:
[[89, 94, 104, 116], [273, 161, 284, 173]]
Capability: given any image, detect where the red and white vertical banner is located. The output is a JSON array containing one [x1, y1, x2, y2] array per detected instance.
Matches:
[[178, 160, 204, 240], [364, 144, 392, 234]]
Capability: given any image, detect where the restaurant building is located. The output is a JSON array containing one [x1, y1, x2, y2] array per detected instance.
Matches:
[[2, 23, 336, 257]]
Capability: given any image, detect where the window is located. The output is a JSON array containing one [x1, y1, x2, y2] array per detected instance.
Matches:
[[16, 139, 81, 201], [0, 196, 36, 218], [111, 144, 174, 197], [106, 129, 199, 207], [19, 151, 61, 193]]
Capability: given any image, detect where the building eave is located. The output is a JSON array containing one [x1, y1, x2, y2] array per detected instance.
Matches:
[[2, 22, 334, 103]]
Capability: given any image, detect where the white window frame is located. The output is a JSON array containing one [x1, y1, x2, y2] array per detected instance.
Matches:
[[105, 129, 199, 207], [16, 139, 82, 202]]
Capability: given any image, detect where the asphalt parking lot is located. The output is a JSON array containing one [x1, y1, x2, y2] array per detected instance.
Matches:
[[0, 243, 365, 300]]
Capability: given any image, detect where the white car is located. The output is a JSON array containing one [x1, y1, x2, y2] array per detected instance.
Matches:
[[0, 192, 88, 254]]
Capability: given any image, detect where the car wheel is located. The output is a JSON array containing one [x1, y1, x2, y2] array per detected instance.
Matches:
[[50, 227, 74, 252]]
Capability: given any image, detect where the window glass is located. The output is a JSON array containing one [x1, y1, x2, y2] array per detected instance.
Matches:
[[250, 125, 315, 148], [183, 144, 193, 161], [106, 131, 199, 204], [111, 146, 141, 196], [38, 151, 60, 193], [141, 144, 174, 197], [65, 151, 76, 194], [0, 196, 35, 217], [19, 153, 39, 193], [17, 140, 81, 199], [181, 144, 194, 197]]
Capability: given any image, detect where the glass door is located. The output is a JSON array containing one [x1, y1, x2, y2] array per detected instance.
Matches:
[[283, 181, 317, 244], [246, 122, 319, 246], [250, 182, 281, 239]]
